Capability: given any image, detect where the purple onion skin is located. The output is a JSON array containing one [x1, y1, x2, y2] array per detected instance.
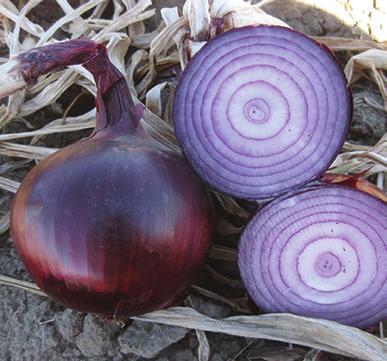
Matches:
[[10, 41, 214, 317], [173, 26, 352, 201], [238, 185, 386, 328]]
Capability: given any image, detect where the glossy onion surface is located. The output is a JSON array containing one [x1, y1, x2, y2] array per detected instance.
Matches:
[[238, 185, 386, 328], [173, 26, 352, 200], [11, 135, 213, 317]]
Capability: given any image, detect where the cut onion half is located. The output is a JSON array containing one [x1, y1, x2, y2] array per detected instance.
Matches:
[[238, 185, 386, 328], [173, 26, 352, 200]]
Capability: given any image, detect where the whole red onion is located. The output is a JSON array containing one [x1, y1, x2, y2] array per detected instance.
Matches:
[[10, 40, 213, 317]]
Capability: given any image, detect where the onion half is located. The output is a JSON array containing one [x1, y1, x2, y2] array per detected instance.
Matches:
[[173, 26, 352, 200], [238, 185, 386, 328]]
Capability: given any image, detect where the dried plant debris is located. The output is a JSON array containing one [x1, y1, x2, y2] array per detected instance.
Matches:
[[0, 1, 386, 360], [133, 307, 387, 361], [345, 49, 387, 110]]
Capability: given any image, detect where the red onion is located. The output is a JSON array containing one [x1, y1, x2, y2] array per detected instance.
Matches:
[[10, 40, 214, 317], [238, 185, 386, 328], [173, 26, 352, 200]]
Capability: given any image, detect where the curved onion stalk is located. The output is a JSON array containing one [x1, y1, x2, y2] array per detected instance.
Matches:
[[8, 40, 214, 317], [238, 185, 386, 328], [173, 26, 352, 200]]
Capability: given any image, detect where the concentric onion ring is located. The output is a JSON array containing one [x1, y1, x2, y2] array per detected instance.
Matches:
[[173, 26, 352, 200], [238, 185, 386, 328]]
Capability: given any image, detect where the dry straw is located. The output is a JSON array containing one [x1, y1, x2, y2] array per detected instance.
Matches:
[[0, 1, 386, 360]]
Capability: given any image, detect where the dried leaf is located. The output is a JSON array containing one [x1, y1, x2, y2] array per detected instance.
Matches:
[[213, 0, 289, 29], [9, 0, 42, 55], [303, 349, 323, 361], [229, 341, 255, 360], [0, 141, 57, 159], [248, 344, 306, 361], [138, 16, 186, 95], [0, 0, 156, 128], [0, 274, 45, 296], [160, 7, 189, 68], [205, 265, 244, 289], [191, 285, 250, 314], [186, 296, 211, 361], [180, 0, 289, 60], [329, 135, 387, 176], [0, 59, 26, 99], [212, 191, 250, 218], [127, 49, 148, 88], [36, 0, 103, 46], [0, 159, 29, 174], [0, 118, 94, 142], [0, 15, 5, 45], [0, 1, 43, 38], [124, 0, 146, 36], [215, 217, 244, 235], [0, 213, 9, 236], [183, 0, 210, 41], [131, 31, 158, 49], [146, 82, 169, 117], [321, 173, 387, 202], [160, 7, 181, 28], [196, 329, 210, 361], [96, 0, 154, 38], [314, 36, 387, 52], [209, 245, 237, 262], [141, 108, 181, 154], [133, 307, 387, 361], [0, 176, 20, 193], [344, 49, 387, 108]]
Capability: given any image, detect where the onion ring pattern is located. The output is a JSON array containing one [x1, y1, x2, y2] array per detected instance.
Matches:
[[173, 26, 352, 200], [238, 186, 386, 328]]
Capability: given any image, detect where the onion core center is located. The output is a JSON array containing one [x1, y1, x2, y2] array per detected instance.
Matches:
[[243, 98, 270, 123], [314, 252, 341, 277]]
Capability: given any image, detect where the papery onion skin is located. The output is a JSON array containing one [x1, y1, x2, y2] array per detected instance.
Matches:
[[321, 173, 387, 202], [238, 185, 386, 328], [10, 40, 214, 317], [173, 26, 352, 201]]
